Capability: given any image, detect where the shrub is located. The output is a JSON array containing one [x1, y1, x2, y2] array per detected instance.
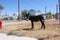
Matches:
[[7, 31, 24, 37]]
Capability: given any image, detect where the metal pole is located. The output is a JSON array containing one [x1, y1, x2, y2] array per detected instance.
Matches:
[[18, 0, 20, 20], [58, 0, 60, 25], [56, 4, 58, 13], [56, 4, 59, 20]]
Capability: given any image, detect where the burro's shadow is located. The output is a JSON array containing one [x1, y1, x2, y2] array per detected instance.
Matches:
[[22, 28, 33, 30], [22, 28, 42, 30]]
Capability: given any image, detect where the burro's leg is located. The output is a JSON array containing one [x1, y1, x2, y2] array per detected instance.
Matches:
[[40, 20, 45, 29], [31, 20, 34, 29]]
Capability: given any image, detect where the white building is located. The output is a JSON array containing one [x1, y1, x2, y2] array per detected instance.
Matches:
[[28, 9, 41, 16], [12, 14, 17, 20]]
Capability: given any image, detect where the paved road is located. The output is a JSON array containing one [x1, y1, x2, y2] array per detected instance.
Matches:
[[2, 21, 30, 26], [2, 22, 20, 26], [2, 19, 55, 26]]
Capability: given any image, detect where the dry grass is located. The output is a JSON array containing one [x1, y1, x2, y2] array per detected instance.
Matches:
[[0, 20, 60, 40]]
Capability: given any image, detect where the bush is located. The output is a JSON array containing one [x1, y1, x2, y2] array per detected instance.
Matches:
[[7, 31, 24, 37]]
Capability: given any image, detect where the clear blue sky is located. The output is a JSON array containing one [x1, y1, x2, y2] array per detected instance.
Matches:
[[0, 0, 18, 15], [20, 0, 58, 14], [0, 0, 58, 15]]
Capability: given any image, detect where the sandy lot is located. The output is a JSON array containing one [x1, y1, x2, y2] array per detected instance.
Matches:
[[0, 20, 60, 40]]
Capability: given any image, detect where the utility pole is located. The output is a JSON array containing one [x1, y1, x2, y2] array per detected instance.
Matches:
[[18, 0, 20, 20], [56, 4, 58, 13], [45, 6, 47, 14], [56, 4, 59, 20], [58, 0, 60, 25], [56, 4, 59, 24]]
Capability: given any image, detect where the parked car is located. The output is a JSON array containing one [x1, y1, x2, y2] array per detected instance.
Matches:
[[2, 17, 13, 20]]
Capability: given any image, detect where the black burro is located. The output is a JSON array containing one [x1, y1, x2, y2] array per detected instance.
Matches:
[[26, 14, 45, 29]]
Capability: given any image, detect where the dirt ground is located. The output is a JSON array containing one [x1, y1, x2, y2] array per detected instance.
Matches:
[[0, 20, 60, 40]]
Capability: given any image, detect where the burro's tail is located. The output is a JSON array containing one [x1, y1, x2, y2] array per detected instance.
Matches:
[[42, 15, 45, 22]]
